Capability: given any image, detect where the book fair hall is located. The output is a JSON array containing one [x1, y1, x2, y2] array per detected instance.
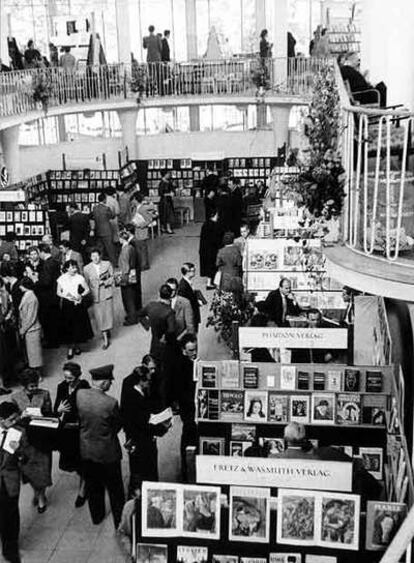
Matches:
[[2, 0, 414, 562]]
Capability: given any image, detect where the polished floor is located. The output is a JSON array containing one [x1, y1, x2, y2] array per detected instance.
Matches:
[[1, 223, 230, 563]]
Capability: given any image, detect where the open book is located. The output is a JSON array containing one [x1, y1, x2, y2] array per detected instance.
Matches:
[[149, 408, 173, 426]]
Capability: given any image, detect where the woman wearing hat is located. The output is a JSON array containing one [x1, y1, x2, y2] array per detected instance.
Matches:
[[54, 361, 90, 507]]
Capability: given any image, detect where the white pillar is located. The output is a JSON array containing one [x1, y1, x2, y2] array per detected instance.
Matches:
[[0, 125, 21, 183], [115, 0, 132, 64], [117, 108, 138, 159], [185, 0, 200, 131], [361, 0, 414, 109], [272, 0, 288, 86], [255, 0, 266, 39], [269, 104, 291, 151], [0, 2, 9, 64]]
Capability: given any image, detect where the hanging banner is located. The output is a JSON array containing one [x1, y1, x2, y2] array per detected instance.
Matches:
[[196, 456, 352, 491], [239, 327, 348, 350]]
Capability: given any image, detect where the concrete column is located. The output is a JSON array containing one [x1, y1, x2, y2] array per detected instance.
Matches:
[[117, 108, 138, 159], [57, 116, 66, 142], [255, 0, 266, 39], [0, 125, 20, 183], [115, 0, 132, 64], [269, 104, 291, 151], [272, 0, 288, 86], [361, 0, 414, 109], [185, 0, 199, 131]]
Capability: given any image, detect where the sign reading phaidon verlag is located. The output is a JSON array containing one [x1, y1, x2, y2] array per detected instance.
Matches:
[[197, 456, 352, 491], [239, 327, 348, 350]]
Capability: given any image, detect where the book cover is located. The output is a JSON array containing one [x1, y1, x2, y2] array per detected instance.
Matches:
[[280, 365, 297, 390], [136, 543, 168, 563], [201, 365, 217, 388], [197, 389, 219, 420], [221, 361, 240, 389], [344, 369, 360, 392], [270, 555, 301, 563], [231, 424, 256, 441], [289, 395, 310, 424], [336, 393, 361, 425], [313, 371, 326, 391], [311, 393, 335, 425], [212, 557, 239, 563], [366, 370, 383, 393], [244, 390, 268, 421], [230, 441, 251, 457], [326, 370, 342, 391], [365, 501, 407, 550], [177, 545, 208, 563], [220, 391, 244, 421], [199, 437, 225, 456], [268, 393, 289, 423], [243, 365, 259, 389], [359, 447, 383, 480], [362, 394, 387, 425], [229, 486, 271, 543], [297, 371, 310, 391], [318, 492, 360, 551]]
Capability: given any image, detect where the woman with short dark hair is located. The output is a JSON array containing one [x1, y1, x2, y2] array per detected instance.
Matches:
[[11, 368, 53, 512], [54, 361, 90, 507], [57, 259, 93, 359]]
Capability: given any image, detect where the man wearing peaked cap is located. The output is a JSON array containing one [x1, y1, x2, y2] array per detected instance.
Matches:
[[76, 363, 125, 528]]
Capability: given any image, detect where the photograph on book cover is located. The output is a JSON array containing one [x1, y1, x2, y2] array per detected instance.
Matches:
[[181, 484, 221, 540], [136, 543, 168, 563], [142, 482, 179, 537], [229, 486, 270, 543]]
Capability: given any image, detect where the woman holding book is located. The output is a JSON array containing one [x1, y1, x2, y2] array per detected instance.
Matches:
[[11, 368, 53, 513], [54, 361, 90, 507], [57, 259, 93, 360], [83, 247, 114, 349]]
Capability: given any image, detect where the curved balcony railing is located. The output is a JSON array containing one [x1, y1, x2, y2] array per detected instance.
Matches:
[[0, 57, 327, 119], [336, 65, 414, 267]]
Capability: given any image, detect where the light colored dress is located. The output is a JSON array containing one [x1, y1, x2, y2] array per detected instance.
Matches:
[[18, 290, 43, 369]]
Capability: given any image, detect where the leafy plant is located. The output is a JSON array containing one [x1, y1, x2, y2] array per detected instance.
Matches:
[[207, 290, 255, 355], [282, 64, 346, 221], [32, 70, 53, 113]]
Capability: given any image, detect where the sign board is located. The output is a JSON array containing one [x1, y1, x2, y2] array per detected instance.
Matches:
[[239, 327, 348, 350], [196, 456, 352, 491], [0, 190, 25, 202]]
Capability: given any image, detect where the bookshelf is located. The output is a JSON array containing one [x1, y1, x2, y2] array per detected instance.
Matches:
[[0, 207, 48, 251], [328, 24, 361, 56]]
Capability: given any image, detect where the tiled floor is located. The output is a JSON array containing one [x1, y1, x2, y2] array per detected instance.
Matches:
[[1, 223, 230, 562]]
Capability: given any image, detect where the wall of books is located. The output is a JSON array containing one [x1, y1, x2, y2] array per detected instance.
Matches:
[[0, 208, 48, 250]]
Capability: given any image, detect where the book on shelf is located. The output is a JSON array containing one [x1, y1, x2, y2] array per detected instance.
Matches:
[[362, 394, 387, 425], [201, 365, 217, 388], [313, 371, 326, 391], [289, 394, 310, 424], [344, 368, 360, 392], [359, 447, 383, 480], [220, 360, 240, 388], [220, 391, 244, 421], [197, 389, 219, 420], [280, 365, 296, 390], [297, 370, 310, 390], [365, 501, 407, 550], [243, 365, 259, 389], [326, 369, 342, 391], [268, 393, 289, 423], [366, 370, 383, 393], [336, 393, 361, 424]]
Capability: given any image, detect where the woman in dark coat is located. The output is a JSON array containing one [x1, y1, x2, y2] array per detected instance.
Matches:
[[199, 209, 223, 289], [158, 170, 175, 234], [215, 231, 243, 300], [54, 361, 90, 506]]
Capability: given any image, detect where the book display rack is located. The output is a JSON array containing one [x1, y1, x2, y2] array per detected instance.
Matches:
[[0, 207, 48, 250]]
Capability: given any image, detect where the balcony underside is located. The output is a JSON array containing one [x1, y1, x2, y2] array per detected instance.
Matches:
[[324, 245, 414, 302], [0, 93, 307, 131]]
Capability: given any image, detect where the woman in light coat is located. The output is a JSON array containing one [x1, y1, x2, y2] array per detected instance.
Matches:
[[19, 276, 43, 372], [83, 247, 114, 349]]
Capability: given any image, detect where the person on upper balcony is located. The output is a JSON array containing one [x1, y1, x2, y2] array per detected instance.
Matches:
[[161, 30, 171, 62], [143, 25, 162, 63], [259, 29, 272, 60], [59, 46, 76, 71], [340, 51, 387, 107], [312, 27, 330, 57], [24, 40, 42, 68]]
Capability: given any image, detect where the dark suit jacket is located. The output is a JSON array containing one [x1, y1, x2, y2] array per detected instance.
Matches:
[[37, 256, 60, 304], [137, 301, 176, 360], [0, 425, 27, 497], [92, 203, 114, 239], [161, 37, 170, 61], [177, 278, 200, 327], [54, 379, 90, 424], [264, 288, 301, 326], [120, 379, 154, 446], [68, 211, 90, 251], [76, 388, 122, 464]]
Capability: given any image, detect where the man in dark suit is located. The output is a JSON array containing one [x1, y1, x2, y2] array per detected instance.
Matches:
[[269, 422, 316, 460], [340, 51, 387, 107], [228, 177, 243, 237], [58, 239, 84, 272], [161, 30, 171, 62], [137, 284, 176, 363], [264, 277, 301, 326], [177, 263, 201, 333], [120, 365, 160, 497], [37, 243, 61, 348], [0, 402, 27, 563], [68, 203, 90, 254], [91, 192, 116, 266], [76, 364, 125, 528]]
